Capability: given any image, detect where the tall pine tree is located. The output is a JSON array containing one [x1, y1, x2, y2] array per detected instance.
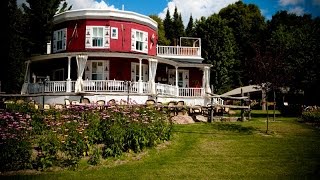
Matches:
[[163, 9, 173, 45], [186, 15, 194, 37], [172, 6, 185, 45]]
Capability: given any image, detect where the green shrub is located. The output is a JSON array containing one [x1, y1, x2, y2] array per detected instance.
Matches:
[[87, 144, 101, 165], [34, 131, 60, 170], [301, 110, 320, 123], [0, 139, 32, 172]]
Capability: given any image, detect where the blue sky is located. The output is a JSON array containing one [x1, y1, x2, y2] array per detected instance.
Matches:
[[18, 0, 320, 24]]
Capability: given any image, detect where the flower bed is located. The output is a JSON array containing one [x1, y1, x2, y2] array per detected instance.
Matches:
[[0, 103, 172, 172]]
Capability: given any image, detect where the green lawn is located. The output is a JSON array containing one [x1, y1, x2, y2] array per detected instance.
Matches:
[[3, 115, 320, 179]]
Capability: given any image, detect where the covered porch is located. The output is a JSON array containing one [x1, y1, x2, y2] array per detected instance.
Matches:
[[21, 52, 212, 99]]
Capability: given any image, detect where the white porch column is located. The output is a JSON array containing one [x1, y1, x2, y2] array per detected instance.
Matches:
[[66, 56, 72, 92], [204, 66, 212, 94], [148, 58, 158, 94], [138, 58, 143, 93], [175, 66, 179, 96]]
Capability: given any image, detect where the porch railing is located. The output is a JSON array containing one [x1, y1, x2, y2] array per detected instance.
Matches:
[[157, 46, 201, 57], [179, 88, 204, 97], [26, 81, 222, 101], [156, 83, 177, 96]]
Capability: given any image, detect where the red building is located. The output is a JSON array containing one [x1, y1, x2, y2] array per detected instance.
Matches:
[[21, 9, 219, 106]]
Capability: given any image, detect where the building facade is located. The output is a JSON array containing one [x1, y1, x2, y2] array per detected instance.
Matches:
[[21, 9, 220, 106]]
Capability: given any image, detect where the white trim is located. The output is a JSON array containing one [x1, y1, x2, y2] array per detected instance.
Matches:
[[131, 62, 148, 82], [132, 29, 148, 54], [53, 9, 158, 30], [111, 27, 118, 39], [53, 28, 67, 53], [85, 60, 110, 80], [168, 69, 189, 87]]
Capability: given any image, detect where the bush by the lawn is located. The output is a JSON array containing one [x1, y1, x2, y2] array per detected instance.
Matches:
[[0, 103, 172, 172]]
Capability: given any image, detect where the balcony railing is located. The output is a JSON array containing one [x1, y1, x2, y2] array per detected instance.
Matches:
[[157, 46, 201, 58]]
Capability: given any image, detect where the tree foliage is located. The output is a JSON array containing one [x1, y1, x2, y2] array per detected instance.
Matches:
[[3, 0, 27, 93], [219, 1, 266, 87], [149, 15, 170, 45], [185, 15, 194, 37], [163, 9, 173, 45], [194, 15, 237, 94], [22, 0, 71, 55]]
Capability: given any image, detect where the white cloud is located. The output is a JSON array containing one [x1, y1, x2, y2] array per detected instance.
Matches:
[[66, 0, 115, 10], [158, 0, 239, 26], [17, 0, 116, 10], [288, 6, 305, 15], [279, 0, 304, 6]]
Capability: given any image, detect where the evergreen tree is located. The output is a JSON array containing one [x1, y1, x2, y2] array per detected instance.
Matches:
[[163, 9, 173, 45], [172, 7, 185, 45], [185, 15, 194, 37]]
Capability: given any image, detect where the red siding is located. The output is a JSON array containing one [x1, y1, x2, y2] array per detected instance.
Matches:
[[63, 19, 157, 56]]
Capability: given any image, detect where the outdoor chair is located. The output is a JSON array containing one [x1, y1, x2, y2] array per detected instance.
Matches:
[[192, 105, 202, 115], [54, 104, 64, 110], [108, 99, 116, 106], [43, 104, 51, 110], [64, 99, 71, 108], [80, 97, 90, 104], [97, 100, 106, 110]]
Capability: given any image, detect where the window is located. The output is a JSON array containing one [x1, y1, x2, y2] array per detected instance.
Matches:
[[111, 27, 118, 39], [136, 31, 143, 51], [131, 29, 148, 53], [53, 28, 67, 53], [131, 62, 148, 82], [92, 27, 103, 47], [84, 60, 109, 80], [86, 26, 110, 49], [168, 69, 189, 87]]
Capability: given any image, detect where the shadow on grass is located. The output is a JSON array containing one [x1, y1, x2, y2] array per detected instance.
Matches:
[[212, 123, 257, 134]]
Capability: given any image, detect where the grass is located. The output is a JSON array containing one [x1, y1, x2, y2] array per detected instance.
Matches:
[[2, 112, 320, 179]]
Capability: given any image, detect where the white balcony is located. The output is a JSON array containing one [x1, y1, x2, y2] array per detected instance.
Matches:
[[157, 37, 202, 60]]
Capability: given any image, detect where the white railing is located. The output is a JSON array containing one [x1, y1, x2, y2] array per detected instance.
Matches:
[[83, 80, 127, 92], [156, 83, 176, 96], [157, 46, 201, 57], [44, 81, 66, 92], [26, 81, 210, 99], [179, 88, 204, 97], [212, 98, 224, 105], [143, 82, 150, 93]]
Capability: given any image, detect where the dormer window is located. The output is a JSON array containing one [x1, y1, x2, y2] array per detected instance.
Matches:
[[53, 28, 67, 53], [85, 26, 110, 49]]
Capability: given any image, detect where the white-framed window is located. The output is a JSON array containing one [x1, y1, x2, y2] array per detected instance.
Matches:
[[168, 69, 189, 87], [53, 28, 67, 53], [111, 27, 118, 39], [131, 29, 148, 53], [52, 68, 65, 81], [84, 60, 109, 80], [85, 26, 110, 49], [131, 62, 148, 82]]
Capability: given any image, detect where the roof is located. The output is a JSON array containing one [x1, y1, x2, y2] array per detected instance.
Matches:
[[221, 85, 262, 96]]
